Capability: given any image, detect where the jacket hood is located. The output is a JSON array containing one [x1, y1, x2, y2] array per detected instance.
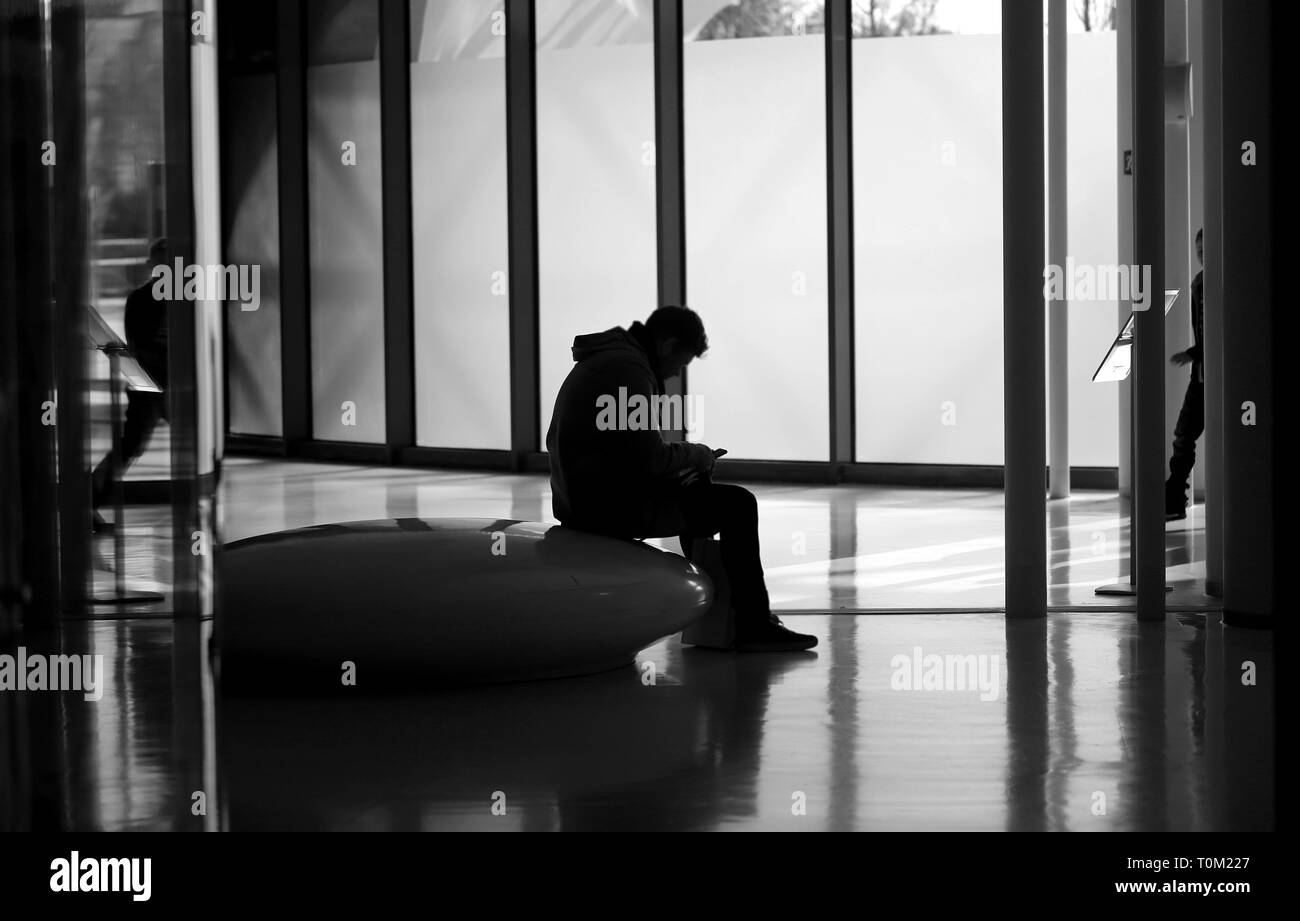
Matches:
[[571, 327, 632, 360], [570, 322, 662, 387]]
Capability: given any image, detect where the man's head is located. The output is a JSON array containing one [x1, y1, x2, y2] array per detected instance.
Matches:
[[645, 305, 707, 379], [1195, 228, 1203, 267]]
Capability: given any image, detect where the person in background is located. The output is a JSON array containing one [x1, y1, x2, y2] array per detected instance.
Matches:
[[91, 237, 169, 531], [1165, 228, 1205, 521]]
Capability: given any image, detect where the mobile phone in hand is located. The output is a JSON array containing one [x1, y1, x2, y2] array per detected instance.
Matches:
[[712, 448, 728, 459]]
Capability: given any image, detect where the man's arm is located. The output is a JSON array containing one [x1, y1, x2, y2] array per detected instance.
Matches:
[[596, 362, 714, 480], [1187, 276, 1203, 362]]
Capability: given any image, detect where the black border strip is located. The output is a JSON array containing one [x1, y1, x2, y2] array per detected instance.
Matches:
[[226, 440, 1118, 490]]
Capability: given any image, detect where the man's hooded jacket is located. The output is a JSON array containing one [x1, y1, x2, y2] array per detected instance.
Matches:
[[546, 321, 712, 537]]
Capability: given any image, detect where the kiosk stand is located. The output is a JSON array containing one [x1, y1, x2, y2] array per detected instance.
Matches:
[[1092, 290, 1179, 597], [86, 305, 165, 607]]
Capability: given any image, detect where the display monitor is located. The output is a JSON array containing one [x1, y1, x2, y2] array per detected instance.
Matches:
[[1092, 289, 1180, 383]]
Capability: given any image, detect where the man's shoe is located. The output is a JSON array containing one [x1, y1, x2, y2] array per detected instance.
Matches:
[[734, 615, 818, 653]]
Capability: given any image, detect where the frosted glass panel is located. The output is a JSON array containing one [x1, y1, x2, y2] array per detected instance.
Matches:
[[853, 31, 1119, 469], [852, 35, 1003, 465], [536, 3, 657, 451], [1064, 33, 1119, 468], [410, 0, 510, 449], [224, 74, 282, 437], [307, 0, 386, 444], [684, 33, 829, 462]]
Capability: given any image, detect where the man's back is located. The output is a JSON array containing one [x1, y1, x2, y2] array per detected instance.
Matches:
[[124, 280, 167, 386], [1191, 269, 1204, 382], [546, 323, 706, 536]]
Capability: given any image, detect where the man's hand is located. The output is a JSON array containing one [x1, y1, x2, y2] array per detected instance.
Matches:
[[1170, 349, 1193, 367], [676, 443, 717, 486]]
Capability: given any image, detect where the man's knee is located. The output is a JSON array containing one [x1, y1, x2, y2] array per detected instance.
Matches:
[[713, 483, 758, 521]]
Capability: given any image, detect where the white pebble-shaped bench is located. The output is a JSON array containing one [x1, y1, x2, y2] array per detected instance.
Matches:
[[218, 518, 713, 691]]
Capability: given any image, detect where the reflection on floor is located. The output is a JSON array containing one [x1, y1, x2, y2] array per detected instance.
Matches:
[[52, 611, 1271, 831], [220, 458, 1216, 612], [40, 458, 1257, 832], [85, 504, 173, 618]]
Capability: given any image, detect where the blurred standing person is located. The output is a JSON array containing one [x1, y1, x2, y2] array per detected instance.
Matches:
[[1165, 229, 1204, 521], [91, 238, 169, 531]]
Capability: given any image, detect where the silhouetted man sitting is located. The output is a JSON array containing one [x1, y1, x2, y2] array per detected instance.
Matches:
[[546, 306, 816, 652]]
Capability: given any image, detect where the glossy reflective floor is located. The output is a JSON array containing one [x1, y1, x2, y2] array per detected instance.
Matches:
[[220, 459, 1217, 612], [37, 460, 1268, 831], [53, 610, 1271, 831]]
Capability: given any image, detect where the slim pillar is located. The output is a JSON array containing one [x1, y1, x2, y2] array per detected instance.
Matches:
[[1001, 0, 1046, 619], [505, 0, 540, 461], [1220, 2, 1274, 628], [1132, 0, 1166, 621], [1047, 0, 1069, 500]]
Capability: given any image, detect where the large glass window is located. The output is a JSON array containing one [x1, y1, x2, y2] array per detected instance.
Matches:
[[536, 0, 659, 449], [850, 3, 1117, 468], [306, 0, 386, 444], [223, 70, 283, 438], [1064, 30, 1119, 469], [410, 0, 511, 450], [84, 0, 175, 607], [86, 1, 169, 481], [683, 1, 829, 462], [851, 3, 1004, 466]]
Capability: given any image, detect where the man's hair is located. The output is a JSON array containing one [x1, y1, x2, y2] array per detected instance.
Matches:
[[646, 305, 708, 357], [1195, 228, 1203, 243], [149, 237, 168, 262]]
